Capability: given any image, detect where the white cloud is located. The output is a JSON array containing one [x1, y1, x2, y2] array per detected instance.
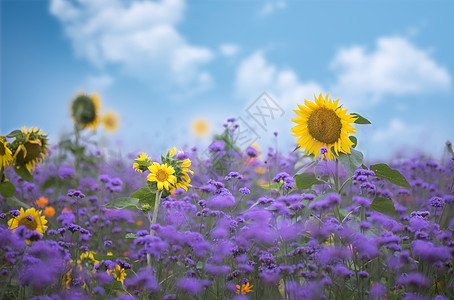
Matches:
[[331, 36, 451, 107], [219, 44, 240, 57], [85, 74, 114, 91], [371, 119, 411, 143], [50, 0, 214, 92], [259, 0, 287, 17]]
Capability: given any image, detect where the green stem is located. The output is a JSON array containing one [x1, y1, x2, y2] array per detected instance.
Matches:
[[146, 190, 162, 268]]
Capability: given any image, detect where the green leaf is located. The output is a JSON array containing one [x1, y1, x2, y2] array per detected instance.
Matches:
[[349, 136, 357, 148], [370, 163, 412, 188], [131, 187, 156, 206], [125, 233, 138, 239], [370, 197, 395, 215], [351, 113, 371, 124], [6, 130, 22, 138], [6, 196, 30, 209], [14, 164, 33, 182], [0, 181, 16, 198], [294, 172, 324, 190], [293, 145, 300, 152], [262, 182, 281, 190], [338, 148, 364, 177], [42, 177, 58, 189], [104, 197, 139, 210]]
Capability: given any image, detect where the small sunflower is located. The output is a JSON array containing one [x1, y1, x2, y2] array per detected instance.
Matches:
[[101, 111, 120, 132], [0, 137, 13, 169], [133, 152, 151, 173], [236, 282, 254, 295], [291, 93, 357, 160], [8, 207, 48, 235], [107, 265, 127, 284], [192, 118, 210, 138], [12, 127, 50, 172], [147, 163, 177, 191], [77, 251, 99, 268], [71, 93, 101, 130], [166, 147, 193, 192]]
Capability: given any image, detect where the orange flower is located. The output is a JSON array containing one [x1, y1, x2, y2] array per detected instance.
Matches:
[[236, 282, 254, 295], [44, 206, 55, 218], [35, 196, 49, 207]]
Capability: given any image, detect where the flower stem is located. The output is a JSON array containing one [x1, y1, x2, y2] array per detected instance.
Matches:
[[146, 190, 162, 268]]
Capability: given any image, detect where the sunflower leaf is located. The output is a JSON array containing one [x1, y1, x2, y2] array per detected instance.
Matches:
[[130, 187, 156, 207], [14, 163, 33, 182], [104, 197, 140, 210], [6, 130, 22, 138], [349, 136, 357, 148], [0, 181, 16, 198], [370, 197, 395, 215], [292, 145, 300, 152], [125, 233, 138, 239], [338, 149, 364, 177], [351, 113, 371, 124], [294, 172, 324, 190], [370, 163, 412, 188]]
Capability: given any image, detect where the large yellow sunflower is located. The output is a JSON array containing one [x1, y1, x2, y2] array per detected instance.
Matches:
[[8, 207, 48, 235], [291, 94, 357, 160], [71, 93, 101, 130], [147, 163, 177, 191], [13, 127, 50, 172], [0, 138, 13, 169], [166, 147, 193, 192]]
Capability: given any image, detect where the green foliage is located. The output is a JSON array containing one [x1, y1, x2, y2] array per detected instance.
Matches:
[[131, 187, 156, 206], [13, 164, 33, 182], [294, 172, 324, 190], [338, 148, 364, 177], [0, 181, 16, 198], [6, 130, 22, 138], [349, 136, 357, 148], [125, 233, 138, 239], [370, 197, 396, 215], [105, 197, 140, 210], [351, 113, 371, 124], [370, 163, 412, 188]]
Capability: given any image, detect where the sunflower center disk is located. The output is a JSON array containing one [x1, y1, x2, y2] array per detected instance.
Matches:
[[0, 143, 5, 155], [18, 217, 38, 230], [307, 108, 342, 144], [156, 170, 168, 182], [16, 142, 43, 164]]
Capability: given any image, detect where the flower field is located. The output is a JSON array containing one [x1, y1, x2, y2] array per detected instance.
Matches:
[[0, 94, 453, 300]]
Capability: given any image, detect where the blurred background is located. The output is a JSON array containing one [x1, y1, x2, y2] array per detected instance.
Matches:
[[1, 0, 453, 161]]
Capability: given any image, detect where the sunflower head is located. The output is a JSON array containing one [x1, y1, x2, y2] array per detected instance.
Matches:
[[71, 93, 101, 130], [8, 207, 48, 235], [101, 111, 120, 132], [163, 147, 193, 192], [291, 93, 357, 161], [133, 152, 152, 173], [11, 127, 50, 172], [147, 162, 177, 191], [0, 137, 13, 169], [192, 118, 210, 138], [107, 265, 127, 284]]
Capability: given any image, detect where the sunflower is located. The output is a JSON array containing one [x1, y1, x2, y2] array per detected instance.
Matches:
[[133, 152, 151, 173], [0, 137, 13, 169], [236, 282, 254, 295], [12, 127, 50, 172], [101, 111, 120, 132], [147, 163, 177, 191], [77, 251, 99, 268], [291, 94, 357, 161], [107, 265, 127, 284], [166, 147, 193, 192], [192, 118, 210, 138], [8, 207, 48, 235], [71, 93, 101, 130]]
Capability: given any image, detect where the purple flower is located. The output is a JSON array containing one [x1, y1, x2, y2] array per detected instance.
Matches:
[[320, 147, 328, 155], [428, 196, 445, 208], [176, 277, 211, 295], [208, 140, 225, 152], [246, 146, 258, 158], [9, 210, 20, 217], [104, 240, 113, 247], [125, 268, 159, 292], [239, 187, 250, 196], [59, 165, 75, 179], [397, 272, 430, 288]]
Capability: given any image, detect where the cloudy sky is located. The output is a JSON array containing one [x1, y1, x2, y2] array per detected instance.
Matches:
[[1, 0, 453, 161]]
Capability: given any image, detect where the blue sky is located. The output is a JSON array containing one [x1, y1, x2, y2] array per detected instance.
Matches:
[[1, 0, 453, 161]]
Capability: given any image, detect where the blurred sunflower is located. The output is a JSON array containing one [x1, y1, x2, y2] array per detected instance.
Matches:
[[8, 207, 48, 235], [101, 111, 120, 132], [191, 118, 210, 138], [71, 93, 101, 130], [12, 127, 50, 172], [133, 152, 151, 173], [147, 163, 177, 191], [0, 137, 13, 169], [107, 265, 127, 284], [291, 93, 357, 160]]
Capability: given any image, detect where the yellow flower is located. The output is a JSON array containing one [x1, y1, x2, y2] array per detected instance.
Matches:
[[12, 127, 50, 172], [8, 207, 48, 235], [147, 163, 177, 191], [133, 152, 151, 173], [71, 93, 101, 130], [191, 118, 210, 138], [77, 251, 99, 267], [236, 282, 254, 295], [166, 147, 193, 192], [0, 138, 13, 169], [291, 93, 357, 161], [107, 265, 127, 284], [101, 111, 120, 132]]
